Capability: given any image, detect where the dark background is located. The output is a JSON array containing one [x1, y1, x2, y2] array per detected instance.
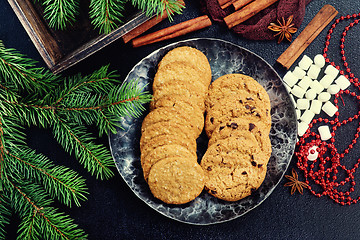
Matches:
[[2, 0, 360, 239]]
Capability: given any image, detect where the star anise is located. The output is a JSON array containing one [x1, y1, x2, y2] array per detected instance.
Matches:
[[268, 15, 298, 44], [284, 168, 308, 195]]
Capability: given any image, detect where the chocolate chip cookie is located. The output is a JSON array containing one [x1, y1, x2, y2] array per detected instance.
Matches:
[[200, 136, 267, 201], [209, 118, 272, 163], [205, 95, 271, 137], [205, 73, 270, 111]]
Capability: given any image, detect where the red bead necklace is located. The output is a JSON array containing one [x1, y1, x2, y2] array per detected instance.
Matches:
[[295, 12, 360, 205]]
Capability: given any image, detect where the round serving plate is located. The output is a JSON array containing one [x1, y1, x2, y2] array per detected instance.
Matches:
[[109, 38, 297, 225]]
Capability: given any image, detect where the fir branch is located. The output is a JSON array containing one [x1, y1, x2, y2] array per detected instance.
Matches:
[[6, 147, 88, 207], [131, 0, 185, 21], [0, 116, 27, 150], [40, 0, 80, 30], [8, 180, 87, 239], [0, 195, 11, 240], [59, 79, 151, 136], [2, 99, 55, 129], [52, 119, 115, 180], [0, 41, 151, 238], [52, 65, 118, 105], [89, 0, 126, 34], [0, 41, 60, 93]]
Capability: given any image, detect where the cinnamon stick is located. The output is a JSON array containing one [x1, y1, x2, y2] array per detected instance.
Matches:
[[224, 0, 279, 29], [277, 5, 338, 69], [218, 0, 237, 9], [233, 0, 254, 11], [122, 0, 185, 43], [122, 13, 168, 44], [131, 15, 212, 48]]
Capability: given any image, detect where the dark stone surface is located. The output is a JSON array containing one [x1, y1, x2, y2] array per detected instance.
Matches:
[[2, 0, 360, 239]]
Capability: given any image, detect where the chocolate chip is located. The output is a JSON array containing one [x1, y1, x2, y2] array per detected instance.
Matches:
[[251, 161, 257, 167], [250, 106, 256, 111], [230, 122, 238, 129], [245, 105, 250, 109], [239, 99, 243, 104], [246, 97, 253, 100], [249, 123, 255, 131], [210, 117, 214, 123], [219, 126, 225, 131], [256, 113, 261, 117], [207, 166, 212, 171], [258, 164, 263, 168], [242, 171, 247, 175]]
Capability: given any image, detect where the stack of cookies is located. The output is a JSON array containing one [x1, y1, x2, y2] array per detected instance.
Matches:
[[201, 74, 272, 202], [140, 46, 212, 204]]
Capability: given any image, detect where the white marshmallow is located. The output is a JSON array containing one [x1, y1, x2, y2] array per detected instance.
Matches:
[[298, 121, 309, 137], [335, 75, 351, 90], [314, 54, 326, 68], [283, 71, 299, 87], [308, 64, 321, 79], [298, 76, 312, 90], [296, 109, 301, 119], [318, 92, 331, 102], [300, 110, 315, 124], [327, 84, 340, 95], [298, 55, 313, 70], [305, 88, 317, 100], [322, 101, 338, 117], [310, 100, 322, 114], [310, 80, 325, 94], [293, 67, 307, 79], [318, 125, 332, 141], [291, 85, 306, 98], [297, 98, 310, 110], [319, 74, 335, 89], [324, 65, 339, 78], [307, 145, 319, 161]]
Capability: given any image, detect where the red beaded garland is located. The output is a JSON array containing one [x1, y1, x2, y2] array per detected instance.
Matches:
[[296, 12, 360, 206]]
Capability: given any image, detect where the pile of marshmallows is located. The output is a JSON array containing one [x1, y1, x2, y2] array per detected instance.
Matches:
[[283, 54, 351, 152]]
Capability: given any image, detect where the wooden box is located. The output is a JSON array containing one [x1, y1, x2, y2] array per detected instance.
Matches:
[[8, 0, 151, 74]]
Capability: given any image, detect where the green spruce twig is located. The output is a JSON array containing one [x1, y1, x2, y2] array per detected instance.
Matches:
[[89, 0, 126, 34], [33, 0, 184, 34], [41, 0, 80, 30], [0, 40, 152, 238]]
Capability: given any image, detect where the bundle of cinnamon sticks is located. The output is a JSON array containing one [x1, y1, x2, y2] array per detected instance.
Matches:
[[123, 0, 212, 48]]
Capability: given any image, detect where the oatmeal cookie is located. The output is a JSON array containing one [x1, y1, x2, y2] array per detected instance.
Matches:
[[148, 157, 205, 204], [157, 46, 212, 87], [141, 144, 197, 182]]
